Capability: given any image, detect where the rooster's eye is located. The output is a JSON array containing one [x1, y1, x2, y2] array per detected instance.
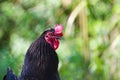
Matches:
[[48, 32, 53, 36], [46, 32, 54, 38]]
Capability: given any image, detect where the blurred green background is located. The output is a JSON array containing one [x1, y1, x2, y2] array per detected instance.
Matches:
[[0, 0, 120, 80]]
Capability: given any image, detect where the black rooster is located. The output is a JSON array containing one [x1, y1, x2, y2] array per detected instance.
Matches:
[[3, 25, 63, 80]]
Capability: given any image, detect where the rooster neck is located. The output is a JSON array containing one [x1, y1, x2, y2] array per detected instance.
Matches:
[[29, 38, 55, 55], [20, 37, 59, 79]]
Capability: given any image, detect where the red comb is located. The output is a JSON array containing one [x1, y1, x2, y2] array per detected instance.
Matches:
[[54, 24, 64, 36]]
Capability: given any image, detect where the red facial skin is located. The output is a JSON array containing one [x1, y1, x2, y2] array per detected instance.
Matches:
[[45, 25, 63, 50]]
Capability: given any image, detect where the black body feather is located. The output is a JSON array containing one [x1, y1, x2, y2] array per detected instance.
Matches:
[[3, 68, 18, 80], [19, 29, 60, 80]]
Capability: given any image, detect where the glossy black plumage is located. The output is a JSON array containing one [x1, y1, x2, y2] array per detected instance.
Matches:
[[19, 29, 60, 80]]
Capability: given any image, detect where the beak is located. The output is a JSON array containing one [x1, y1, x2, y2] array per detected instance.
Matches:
[[56, 36, 62, 40]]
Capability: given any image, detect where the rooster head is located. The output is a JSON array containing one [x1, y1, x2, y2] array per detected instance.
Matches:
[[44, 25, 64, 50]]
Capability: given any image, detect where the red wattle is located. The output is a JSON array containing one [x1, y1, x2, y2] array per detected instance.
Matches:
[[53, 39, 59, 50]]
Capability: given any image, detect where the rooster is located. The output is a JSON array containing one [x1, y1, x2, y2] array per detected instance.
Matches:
[[3, 25, 63, 80]]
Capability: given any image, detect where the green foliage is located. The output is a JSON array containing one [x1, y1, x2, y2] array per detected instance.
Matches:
[[0, 0, 120, 80]]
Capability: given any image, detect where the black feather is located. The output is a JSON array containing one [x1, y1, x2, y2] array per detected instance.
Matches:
[[19, 29, 60, 80], [3, 67, 18, 80]]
